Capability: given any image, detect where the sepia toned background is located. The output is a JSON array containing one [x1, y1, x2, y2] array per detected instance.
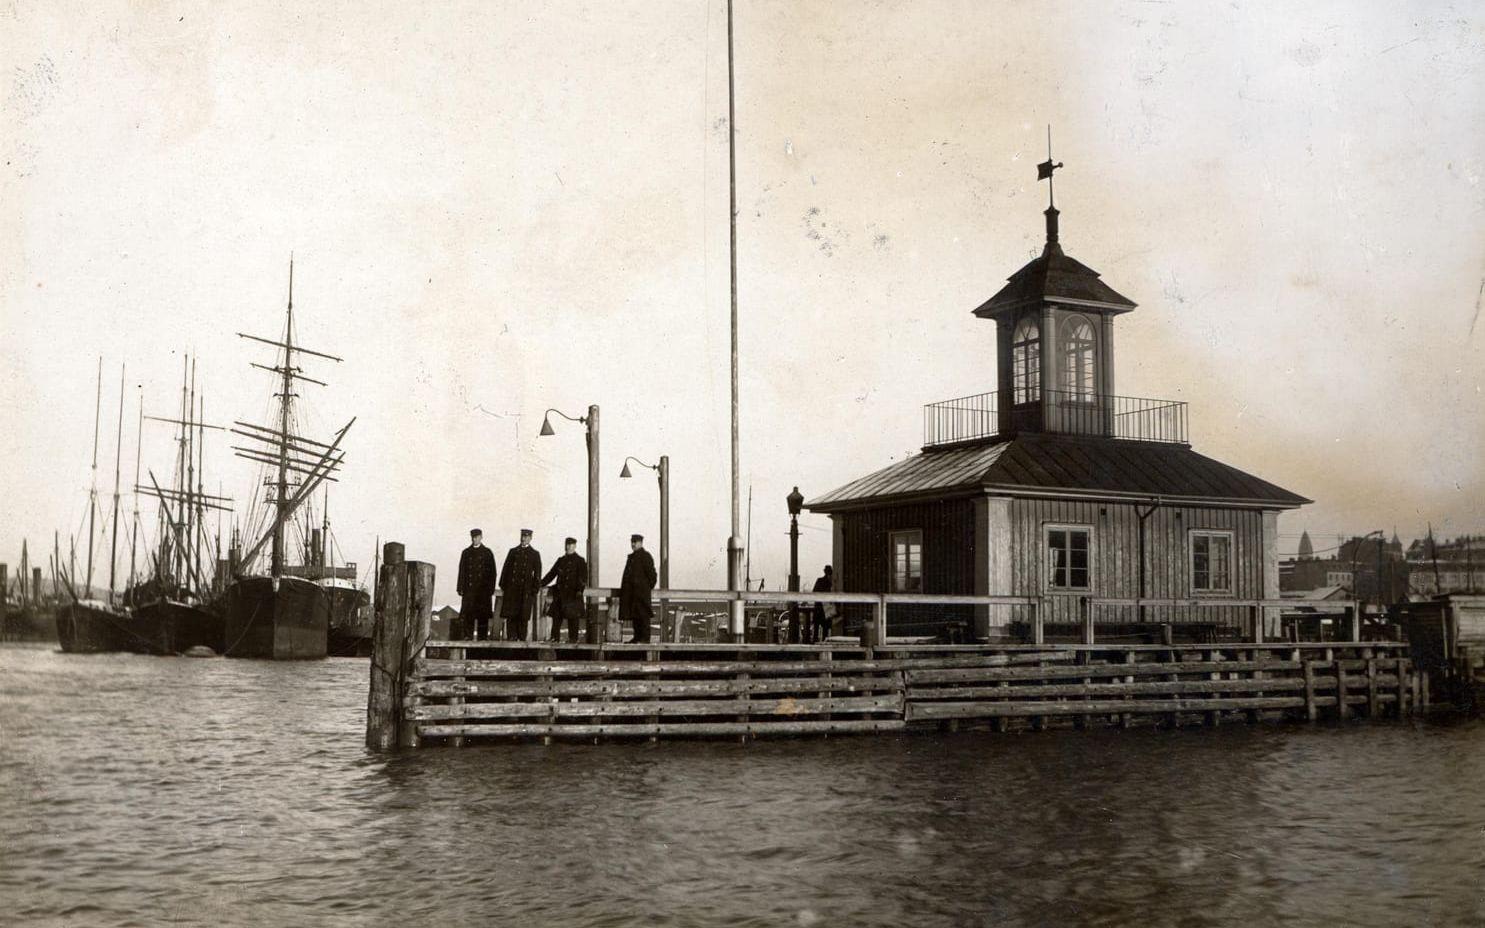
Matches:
[[3, 0, 1482, 598]]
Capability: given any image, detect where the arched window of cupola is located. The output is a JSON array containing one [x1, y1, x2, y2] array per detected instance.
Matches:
[[1061, 315, 1097, 398], [1011, 315, 1040, 404]]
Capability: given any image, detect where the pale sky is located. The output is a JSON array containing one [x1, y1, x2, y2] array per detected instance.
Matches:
[[3, 0, 1482, 601]]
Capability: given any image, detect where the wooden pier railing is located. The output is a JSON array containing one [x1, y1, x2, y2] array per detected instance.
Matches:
[[372, 636, 1419, 747], [362, 546, 1419, 749]]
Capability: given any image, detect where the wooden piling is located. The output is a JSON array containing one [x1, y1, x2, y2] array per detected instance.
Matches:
[[1205, 649, 1222, 727], [1301, 651, 1317, 721], [366, 543, 436, 751], [1335, 651, 1351, 721], [1389, 650, 1401, 715], [367, 545, 408, 751], [1120, 650, 1135, 729], [1365, 653, 1379, 719], [397, 560, 436, 748]]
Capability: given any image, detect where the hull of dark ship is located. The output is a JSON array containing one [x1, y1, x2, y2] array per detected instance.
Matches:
[[55, 600, 134, 654], [130, 599, 224, 655], [223, 576, 329, 660], [326, 585, 373, 657]]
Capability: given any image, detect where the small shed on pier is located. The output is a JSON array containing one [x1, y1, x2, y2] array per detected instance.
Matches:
[[807, 171, 1309, 641]]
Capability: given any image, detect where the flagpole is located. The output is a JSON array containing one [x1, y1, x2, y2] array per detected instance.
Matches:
[[726, 0, 744, 637]]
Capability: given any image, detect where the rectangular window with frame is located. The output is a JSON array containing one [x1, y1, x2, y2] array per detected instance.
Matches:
[[1045, 524, 1091, 591], [890, 530, 923, 593], [1191, 531, 1234, 593]]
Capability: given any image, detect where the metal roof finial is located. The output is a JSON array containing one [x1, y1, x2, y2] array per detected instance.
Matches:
[[1037, 126, 1064, 247]]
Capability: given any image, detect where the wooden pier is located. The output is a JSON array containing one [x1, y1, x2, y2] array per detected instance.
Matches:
[[364, 551, 1422, 748], [392, 640, 1417, 745]]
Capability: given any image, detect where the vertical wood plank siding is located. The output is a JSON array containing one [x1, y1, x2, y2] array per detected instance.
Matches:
[[836, 496, 1270, 638], [1009, 498, 1264, 628], [837, 500, 977, 636]]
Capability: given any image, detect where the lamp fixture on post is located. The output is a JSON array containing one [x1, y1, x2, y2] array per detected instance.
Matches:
[[539, 405, 600, 643], [786, 486, 803, 643], [621, 454, 670, 641]]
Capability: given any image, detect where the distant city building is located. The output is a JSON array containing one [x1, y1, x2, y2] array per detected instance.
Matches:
[[1406, 533, 1483, 596]]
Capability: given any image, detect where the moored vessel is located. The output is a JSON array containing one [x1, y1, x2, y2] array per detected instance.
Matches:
[[221, 258, 354, 660]]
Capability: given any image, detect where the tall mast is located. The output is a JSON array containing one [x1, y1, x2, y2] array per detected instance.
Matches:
[[108, 363, 125, 603], [130, 389, 142, 590], [171, 356, 188, 583], [323, 487, 331, 577], [195, 391, 205, 592], [272, 257, 295, 578], [233, 255, 349, 576], [187, 358, 197, 588], [86, 356, 102, 596]]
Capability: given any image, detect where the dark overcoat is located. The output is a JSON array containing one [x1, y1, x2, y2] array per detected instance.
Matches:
[[619, 547, 657, 620], [541, 552, 588, 620], [457, 544, 497, 620], [811, 573, 833, 622], [499, 544, 543, 620]]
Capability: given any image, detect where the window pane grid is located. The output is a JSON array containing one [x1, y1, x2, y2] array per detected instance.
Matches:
[[1191, 532, 1233, 593], [891, 531, 923, 593], [1046, 526, 1091, 591]]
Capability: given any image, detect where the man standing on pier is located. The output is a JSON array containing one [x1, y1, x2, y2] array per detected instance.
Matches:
[[541, 537, 588, 644], [499, 529, 542, 640], [811, 565, 834, 643], [456, 529, 496, 640], [620, 533, 657, 644]]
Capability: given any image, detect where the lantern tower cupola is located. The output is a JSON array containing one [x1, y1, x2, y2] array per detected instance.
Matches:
[[970, 132, 1138, 438]]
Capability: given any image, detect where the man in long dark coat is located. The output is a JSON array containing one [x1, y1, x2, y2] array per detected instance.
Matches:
[[499, 529, 542, 640], [455, 528, 496, 640], [619, 533, 657, 643], [811, 565, 834, 643], [541, 536, 588, 643]]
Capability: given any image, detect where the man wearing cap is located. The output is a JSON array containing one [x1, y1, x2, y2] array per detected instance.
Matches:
[[456, 529, 497, 640], [499, 529, 543, 640], [540, 537, 588, 644], [619, 533, 658, 644]]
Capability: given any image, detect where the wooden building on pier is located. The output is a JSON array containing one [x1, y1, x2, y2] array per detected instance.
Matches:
[[807, 165, 1309, 641]]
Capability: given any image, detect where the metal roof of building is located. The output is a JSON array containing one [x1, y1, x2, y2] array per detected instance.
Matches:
[[808, 432, 1311, 511], [972, 243, 1136, 318]]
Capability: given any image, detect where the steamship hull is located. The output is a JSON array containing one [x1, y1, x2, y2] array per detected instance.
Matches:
[[56, 600, 135, 654], [130, 598, 224, 655], [325, 582, 373, 657], [223, 575, 329, 660]]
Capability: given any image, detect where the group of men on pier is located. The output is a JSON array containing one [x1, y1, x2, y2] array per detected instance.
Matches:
[[455, 528, 657, 643]]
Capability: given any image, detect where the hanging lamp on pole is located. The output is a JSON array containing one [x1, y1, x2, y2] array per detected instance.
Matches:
[[539, 406, 601, 642]]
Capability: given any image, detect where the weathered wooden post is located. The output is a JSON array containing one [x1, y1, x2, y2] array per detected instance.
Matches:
[[1080, 596, 1094, 646], [366, 543, 436, 751], [1032, 598, 1045, 646], [398, 559, 436, 747], [866, 595, 887, 648], [367, 543, 407, 751]]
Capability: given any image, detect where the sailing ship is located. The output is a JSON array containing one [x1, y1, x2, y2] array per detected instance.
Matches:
[[57, 360, 139, 653], [281, 504, 374, 657], [129, 357, 233, 655], [221, 259, 355, 660]]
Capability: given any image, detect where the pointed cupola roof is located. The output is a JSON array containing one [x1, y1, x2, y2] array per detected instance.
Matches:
[[973, 133, 1136, 320]]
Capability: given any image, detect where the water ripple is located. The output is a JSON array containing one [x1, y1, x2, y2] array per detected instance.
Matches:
[[3, 643, 1484, 927]]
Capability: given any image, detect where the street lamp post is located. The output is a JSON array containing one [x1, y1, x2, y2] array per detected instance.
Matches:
[[787, 486, 803, 642], [621, 455, 669, 640], [541, 405, 600, 643]]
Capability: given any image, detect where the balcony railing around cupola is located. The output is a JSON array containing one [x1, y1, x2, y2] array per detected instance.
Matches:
[[922, 389, 1189, 448]]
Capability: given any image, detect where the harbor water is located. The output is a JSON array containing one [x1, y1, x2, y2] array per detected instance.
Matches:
[[2, 642, 1482, 927]]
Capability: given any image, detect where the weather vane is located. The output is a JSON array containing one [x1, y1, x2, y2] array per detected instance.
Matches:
[[1037, 125, 1063, 208]]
